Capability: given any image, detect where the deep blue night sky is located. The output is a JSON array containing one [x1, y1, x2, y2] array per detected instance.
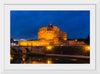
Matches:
[[10, 11, 90, 40]]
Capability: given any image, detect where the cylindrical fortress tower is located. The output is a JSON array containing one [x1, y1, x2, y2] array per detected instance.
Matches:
[[38, 25, 67, 41]]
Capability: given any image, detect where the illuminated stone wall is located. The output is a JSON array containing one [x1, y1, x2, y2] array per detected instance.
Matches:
[[18, 40, 86, 46], [18, 25, 87, 46], [18, 40, 51, 46], [18, 25, 68, 46], [38, 25, 67, 41]]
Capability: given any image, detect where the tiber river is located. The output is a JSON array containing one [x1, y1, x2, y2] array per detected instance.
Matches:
[[10, 54, 90, 64]]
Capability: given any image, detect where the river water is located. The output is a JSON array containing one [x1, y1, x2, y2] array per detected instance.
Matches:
[[10, 54, 90, 64]]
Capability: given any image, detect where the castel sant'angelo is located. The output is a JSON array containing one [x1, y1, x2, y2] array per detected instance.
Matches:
[[18, 24, 86, 46]]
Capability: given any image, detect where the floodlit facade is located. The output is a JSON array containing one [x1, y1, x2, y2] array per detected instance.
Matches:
[[18, 25, 86, 46]]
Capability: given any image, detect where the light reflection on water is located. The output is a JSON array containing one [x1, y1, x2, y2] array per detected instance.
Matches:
[[10, 54, 89, 64], [21, 56, 53, 64], [47, 58, 52, 64]]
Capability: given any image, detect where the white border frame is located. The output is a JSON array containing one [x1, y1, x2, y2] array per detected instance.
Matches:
[[4, 4, 95, 70], [1, 0, 100, 74]]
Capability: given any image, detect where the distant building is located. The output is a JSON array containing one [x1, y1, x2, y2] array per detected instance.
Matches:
[[18, 24, 86, 46], [10, 38, 18, 46]]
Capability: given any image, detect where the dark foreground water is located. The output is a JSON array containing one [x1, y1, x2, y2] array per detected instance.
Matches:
[[10, 54, 90, 64]]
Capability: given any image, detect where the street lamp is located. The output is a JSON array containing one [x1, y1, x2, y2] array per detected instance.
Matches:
[[46, 46, 53, 50]]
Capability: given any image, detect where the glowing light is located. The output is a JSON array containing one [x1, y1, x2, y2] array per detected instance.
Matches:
[[32, 61, 37, 64], [32, 61, 45, 64], [47, 59, 52, 64], [71, 59, 77, 61], [63, 38, 67, 40], [46, 46, 53, 50], [22, 58, 25, 61], [10, 56, 13, 60], [85, 46, 90, 51], [47, 60, 52, 64], [75, 39, 77, 41], [47, 58, 52, 64]]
